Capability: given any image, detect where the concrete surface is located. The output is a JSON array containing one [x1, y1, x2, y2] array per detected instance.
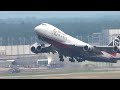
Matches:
[[1, 71, 120, 79]]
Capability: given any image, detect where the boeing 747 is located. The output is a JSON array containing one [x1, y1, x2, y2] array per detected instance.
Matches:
[[31, 23, 120, 63]]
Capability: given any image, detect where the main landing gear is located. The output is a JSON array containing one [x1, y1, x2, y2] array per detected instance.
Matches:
[[75, 57, 84, 62], [69, 57, 75, 62], [59, 55, 64, 62], [69, 57, 85, 62]]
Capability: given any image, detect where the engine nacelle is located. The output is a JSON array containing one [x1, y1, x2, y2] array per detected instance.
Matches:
[[31, 43, 51, 53], [113, 46, 120, 52], [83, 45, 94, 51], [36, 46, 42, 52], [31, 43, 38, 53], [31, 43, 42, 53]]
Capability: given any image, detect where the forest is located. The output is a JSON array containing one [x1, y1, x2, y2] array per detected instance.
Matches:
[[0, 16, 120, 43]]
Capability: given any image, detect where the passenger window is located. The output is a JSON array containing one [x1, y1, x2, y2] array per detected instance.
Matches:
[[53, 29, 57, 36], [58, 34, 60, 37], [41, 23, 46, 25], [65, 37, 67, 40], [55, 32, 57, 36]]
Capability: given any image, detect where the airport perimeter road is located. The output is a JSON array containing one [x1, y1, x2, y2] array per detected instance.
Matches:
[[1, 71, 120, 79]]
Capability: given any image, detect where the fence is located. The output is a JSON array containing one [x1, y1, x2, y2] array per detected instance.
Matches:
[[0, 35, 119, 67]]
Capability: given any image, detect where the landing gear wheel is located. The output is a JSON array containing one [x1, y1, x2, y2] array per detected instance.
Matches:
[[69, 58, 75, 62], [60, 58, 64, 62], [76, 60, 81, 62], [76, 58, 83, 62], [59, 55, 64, 62], [59, 55, 63, 58]]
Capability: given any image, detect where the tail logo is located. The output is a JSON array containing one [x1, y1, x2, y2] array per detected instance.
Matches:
[[114, 38, 120, 47]]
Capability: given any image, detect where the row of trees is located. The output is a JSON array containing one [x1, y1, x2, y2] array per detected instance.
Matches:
[[0, 17, 120, 45]]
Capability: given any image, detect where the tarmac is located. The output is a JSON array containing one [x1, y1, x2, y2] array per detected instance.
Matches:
[[1, 71, 120, 79]]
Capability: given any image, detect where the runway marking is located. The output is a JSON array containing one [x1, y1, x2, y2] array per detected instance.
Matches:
[[0, 71, 120, 79]]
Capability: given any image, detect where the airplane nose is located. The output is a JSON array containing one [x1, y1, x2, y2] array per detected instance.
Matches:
[[34, 23, 47, 34], [34, 26, 39, 32]]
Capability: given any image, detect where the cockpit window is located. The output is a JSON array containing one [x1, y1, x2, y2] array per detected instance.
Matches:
[[41, 23, 47, 25]]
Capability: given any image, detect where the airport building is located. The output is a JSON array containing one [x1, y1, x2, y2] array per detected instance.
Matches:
[[12, 57, 48, 68], [0, 43, 64, 68], [0, 45, 34, 56], [0, 60, 14, 68], [88, 29, 120, 46], [102, 29, 120, 45], [0, 31, 120, 70], [88, 33, 102, 45], [37, 59, 48, 66]]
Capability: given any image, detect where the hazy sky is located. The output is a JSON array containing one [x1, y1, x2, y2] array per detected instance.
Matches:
[[0, 11, 120, 18]]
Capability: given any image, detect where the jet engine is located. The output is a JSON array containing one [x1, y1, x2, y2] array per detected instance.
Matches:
[[31, 43, 42, 53], [36, 45, 42, 52], [83, 45, 94, 51], [31, 43, 51, 53]]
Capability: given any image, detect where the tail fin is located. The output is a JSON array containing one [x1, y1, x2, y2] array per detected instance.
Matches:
[[108, 36, 120, 47]]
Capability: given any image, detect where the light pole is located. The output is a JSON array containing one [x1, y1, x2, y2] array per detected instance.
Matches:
[[11, 38, 14, 55], [0, 37, 2, 46], [87, 35, 90, 44], [23, 37, 25, 55]]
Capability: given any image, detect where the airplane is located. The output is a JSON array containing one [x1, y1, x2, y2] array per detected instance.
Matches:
[[31, 23, 120, 63]]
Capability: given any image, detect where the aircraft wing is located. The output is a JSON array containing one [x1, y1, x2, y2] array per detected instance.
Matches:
[[94, 46, 114, 53], [65, 44, 115, 56]]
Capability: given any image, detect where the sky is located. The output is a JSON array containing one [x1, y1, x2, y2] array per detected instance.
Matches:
[[0, 11, 120, 18]]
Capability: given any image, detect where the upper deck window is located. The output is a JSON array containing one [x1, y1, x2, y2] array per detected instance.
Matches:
[[41, 23, 47, 25]]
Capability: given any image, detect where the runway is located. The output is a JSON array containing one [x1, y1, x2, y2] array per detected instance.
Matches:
[[1, 71, 120, 79]]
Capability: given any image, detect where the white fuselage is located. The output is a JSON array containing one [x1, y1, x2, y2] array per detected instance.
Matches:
[[32, 23, 120, 63], [34, 23, 90, 47]]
